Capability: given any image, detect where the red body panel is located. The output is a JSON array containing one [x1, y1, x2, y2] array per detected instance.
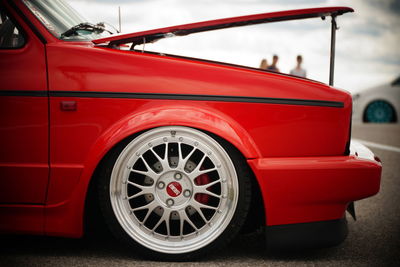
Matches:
[[42, 42, 352, 237], [0, 0, 381, 240], [0, 1, 48, 205], [0, 204, 44, 234]]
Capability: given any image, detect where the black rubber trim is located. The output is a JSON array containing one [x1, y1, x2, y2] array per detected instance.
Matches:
[[265, 218, 348, 250], [7, 0, 47, 44], [49, 91, 344, 108], [0, 90, 344, 108], [0, 90, 47, 97]]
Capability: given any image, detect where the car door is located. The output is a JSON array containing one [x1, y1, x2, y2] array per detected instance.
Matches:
[[0, 3, 48, 204]]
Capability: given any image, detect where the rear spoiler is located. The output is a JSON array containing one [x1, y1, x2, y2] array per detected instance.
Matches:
[[93, 6, 354, 86]]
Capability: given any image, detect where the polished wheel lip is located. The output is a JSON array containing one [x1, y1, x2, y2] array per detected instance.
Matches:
[[109, 126, 239, 254]]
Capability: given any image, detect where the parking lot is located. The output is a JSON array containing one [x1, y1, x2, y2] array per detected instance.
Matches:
[[1, 124, 399, 267]]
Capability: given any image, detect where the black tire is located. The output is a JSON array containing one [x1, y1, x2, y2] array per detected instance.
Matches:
[[97, 126, 252, 261]]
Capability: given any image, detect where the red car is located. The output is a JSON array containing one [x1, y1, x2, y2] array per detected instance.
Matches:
[[0, 0, 381, 261]]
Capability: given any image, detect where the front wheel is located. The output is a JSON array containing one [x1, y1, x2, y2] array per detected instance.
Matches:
[[98, 126, 251, 261]]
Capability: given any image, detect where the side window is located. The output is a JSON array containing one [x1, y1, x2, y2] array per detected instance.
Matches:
[[0, 8, 25, 48]]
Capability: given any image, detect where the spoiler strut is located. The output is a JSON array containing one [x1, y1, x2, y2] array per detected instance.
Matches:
[[329, 15, 338, 86]]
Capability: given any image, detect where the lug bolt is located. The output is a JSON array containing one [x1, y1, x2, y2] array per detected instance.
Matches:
[[174, 173, 182, 180], [183, 190, 191, 197], [157, 181, 165, 189], [166, 198, 174, 207]]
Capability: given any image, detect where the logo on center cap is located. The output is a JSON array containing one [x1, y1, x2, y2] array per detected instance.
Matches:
[[166, 181, 182, 197]]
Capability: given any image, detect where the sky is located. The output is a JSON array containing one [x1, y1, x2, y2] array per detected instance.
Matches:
[[67, 0, 400, 93]]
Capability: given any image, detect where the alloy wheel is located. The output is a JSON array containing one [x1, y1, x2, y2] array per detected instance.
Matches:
[[109, 127, 239, 254]]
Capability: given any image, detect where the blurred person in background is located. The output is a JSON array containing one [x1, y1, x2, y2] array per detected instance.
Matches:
[[290, 55, 307, 77], [267, 54, 280, 72], [259, 58, 268, 70]]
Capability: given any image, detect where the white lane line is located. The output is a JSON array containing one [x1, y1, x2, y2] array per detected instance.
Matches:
[[354, 139, 400, 153]]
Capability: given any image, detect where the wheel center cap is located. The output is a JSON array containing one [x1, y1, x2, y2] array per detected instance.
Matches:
[[166, 181, 182, 197]]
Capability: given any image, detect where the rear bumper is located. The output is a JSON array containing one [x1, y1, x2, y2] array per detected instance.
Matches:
[[248, 140, 382, 226]]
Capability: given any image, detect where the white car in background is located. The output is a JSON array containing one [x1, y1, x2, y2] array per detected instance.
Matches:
[[353, 76, 400, 123]]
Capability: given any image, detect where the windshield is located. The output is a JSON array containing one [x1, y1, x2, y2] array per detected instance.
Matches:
[[23, 0, 112, 40]]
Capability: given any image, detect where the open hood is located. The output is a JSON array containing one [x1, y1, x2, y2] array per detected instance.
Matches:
[[93, 6, 353, 86], [93, 7, 353, 47]]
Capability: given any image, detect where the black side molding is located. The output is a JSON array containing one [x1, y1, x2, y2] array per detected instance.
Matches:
[[49, 91, 344, 108], [266, 218, 348, 250], [1, 90, 344, 108], [0, 90, 47, 97]]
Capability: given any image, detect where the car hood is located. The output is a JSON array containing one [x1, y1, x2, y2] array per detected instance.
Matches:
[[93, 6, 353, 47]]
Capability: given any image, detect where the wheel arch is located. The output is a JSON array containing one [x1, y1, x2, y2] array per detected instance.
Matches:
[[46, 105, 263, 238], [84, 120, 266, 239]]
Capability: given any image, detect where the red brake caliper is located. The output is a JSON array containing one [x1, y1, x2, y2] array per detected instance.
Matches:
[[194, 173, 210, 204]]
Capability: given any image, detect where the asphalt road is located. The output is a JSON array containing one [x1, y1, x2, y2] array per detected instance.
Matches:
[[1, 124, 399, 267]]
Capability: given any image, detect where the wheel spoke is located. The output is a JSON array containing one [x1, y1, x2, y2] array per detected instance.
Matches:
[[150, 147, 169, 172], [197, 154, 207, 170], [131, 200, 156, 211], [176, 143, 185, 170], [140, 156, 158, 178], [179, 209, 198, 234], [192, 206, 208, 223], [151, 213, 165, 231], [192, 200, 218, 210], [130, 168, 149, 176], [188, 155, 216, 179], [203, 190, 220, 198], [185, 146, 196, 161], [194, 179, 220, 191], [127, 191, 148, 200], [163, 210, 171, 236], [130, 168, 157, 180], [179, 210, 185, 236], [142, 204, 158, 224], [181, 146, 196, 173], [127, 181, 153, 192]]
